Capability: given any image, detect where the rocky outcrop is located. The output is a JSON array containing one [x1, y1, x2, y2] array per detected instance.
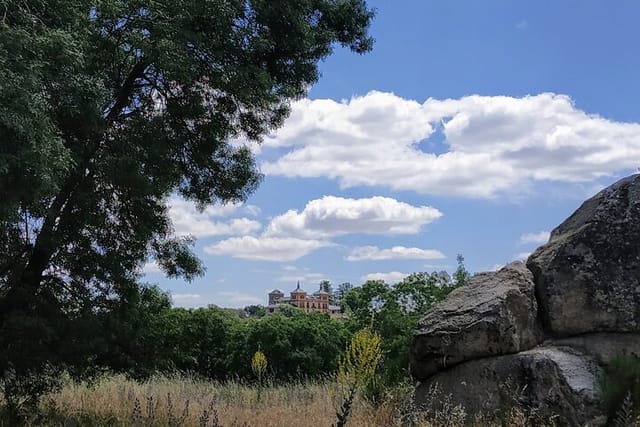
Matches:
[[409, 174, 640, 424], [527, 174, 640, 336], [550, 333, 640, 366], [410, 262, 541, 379], [415, 346, 602, 425]]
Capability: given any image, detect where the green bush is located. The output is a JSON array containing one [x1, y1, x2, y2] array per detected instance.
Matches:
[[599, 353, 640, 422]]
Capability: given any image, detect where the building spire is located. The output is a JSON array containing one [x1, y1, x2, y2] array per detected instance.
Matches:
[[296, 280, 301, 290]]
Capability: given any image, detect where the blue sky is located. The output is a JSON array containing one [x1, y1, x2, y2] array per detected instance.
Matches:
[[144, 1, 640, 308]]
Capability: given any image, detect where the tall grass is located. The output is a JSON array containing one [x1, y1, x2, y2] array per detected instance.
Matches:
[[6, 374, 403, 426], [0, 374, 578, 426]]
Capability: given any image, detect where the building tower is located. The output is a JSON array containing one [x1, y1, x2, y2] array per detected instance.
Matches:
[[290, 281, 307, 310], [268, 289, 284, 305], [313, 283, 330, 311]]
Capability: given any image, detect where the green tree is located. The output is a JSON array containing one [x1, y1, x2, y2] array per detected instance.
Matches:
[[599, 353, 640, 422], [319, 279, 336, 304], [243, 304, 266, 318], [95, 284, 173, 379], [454, 254, 471, 287], [335, 282, 353, 312], [343, 270, 460, 385], [0, 0, 374, 415], [227, 310, 351, 380]]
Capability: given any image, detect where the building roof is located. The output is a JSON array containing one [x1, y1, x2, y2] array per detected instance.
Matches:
[[269, 289, 284, 294], [291, 280, 306, 293]]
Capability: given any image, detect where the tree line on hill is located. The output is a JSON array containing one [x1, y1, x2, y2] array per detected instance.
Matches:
[[60, 256, 470, 388]]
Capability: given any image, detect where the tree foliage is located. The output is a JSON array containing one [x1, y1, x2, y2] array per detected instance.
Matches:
[[0, 0, 374, 413], [342, 266, 464, 383], [87, 261, 468, 386], [98, 303, 352, 383], [599, 353, 640, 422]]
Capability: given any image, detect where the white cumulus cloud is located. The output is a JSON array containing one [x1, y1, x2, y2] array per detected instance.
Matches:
[[205, 195, 441, 262], [264, 196, 442, 239], [261, 91, 640, 198], [346, 245, 445, 261], [519, 231, 550, 245], [203, 236, 333, 261], [168, 197, 261, 238]]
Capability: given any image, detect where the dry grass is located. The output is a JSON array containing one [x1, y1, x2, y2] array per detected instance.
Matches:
[[27, 374, 408, 427], [0, 375, 573, 426]]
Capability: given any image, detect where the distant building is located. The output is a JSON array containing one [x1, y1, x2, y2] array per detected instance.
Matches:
[[267, 282, 342, 317]]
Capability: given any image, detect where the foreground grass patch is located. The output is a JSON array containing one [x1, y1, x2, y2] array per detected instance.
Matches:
[[1, 374, 582, 426], [14, 374, 400, 426]]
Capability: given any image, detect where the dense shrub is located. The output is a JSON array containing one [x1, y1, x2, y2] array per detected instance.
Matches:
[[599, 353, 640, 422]]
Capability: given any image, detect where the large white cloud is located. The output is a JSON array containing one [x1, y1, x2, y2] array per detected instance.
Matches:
[[346, 245, 445, 261], [203, 236, 333, 261], [264, 196, 442, 239], [204, 196, 442, 262], [261, 91, 640, 198], [168, 198, 261, 238]]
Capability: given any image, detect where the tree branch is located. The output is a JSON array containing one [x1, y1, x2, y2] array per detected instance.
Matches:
[[104, 59, 148, 123]]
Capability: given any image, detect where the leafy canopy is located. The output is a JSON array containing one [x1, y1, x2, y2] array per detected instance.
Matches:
[[1, 0, 374, 288], [0, 0, 374, 411]]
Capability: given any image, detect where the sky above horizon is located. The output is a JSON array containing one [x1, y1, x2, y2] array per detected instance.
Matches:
[[144, 1, 640, 308]]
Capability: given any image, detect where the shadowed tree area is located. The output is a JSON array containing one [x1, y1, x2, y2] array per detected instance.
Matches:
[[0, 0, 374, 418]]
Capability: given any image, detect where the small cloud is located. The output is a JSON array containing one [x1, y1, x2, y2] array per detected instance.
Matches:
[[204, 236, 333, 262], [244, 205, 262, 216], [275, 272, 326, 284], [346, 245, 445, 261], [168, 197, 262, 238], [516, 20, 528, 30], [171, 293, 202, 300], [519, 231, 550, 245], [282, 265, 298, 271], [360, 271, 409, 284], [218, 291, 262, 306], [142, 261, 161, 274], [424, 264, 452, 270]]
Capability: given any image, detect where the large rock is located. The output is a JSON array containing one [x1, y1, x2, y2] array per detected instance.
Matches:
[[413, 346, 603, 426], [410, 263, 541, 380], [550, 332, 640, 365], [527, 174, 640, 336]]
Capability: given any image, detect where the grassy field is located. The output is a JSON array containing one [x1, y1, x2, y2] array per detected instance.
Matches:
[[0, 374, 572, 426], [10, 374, 412, 426]]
